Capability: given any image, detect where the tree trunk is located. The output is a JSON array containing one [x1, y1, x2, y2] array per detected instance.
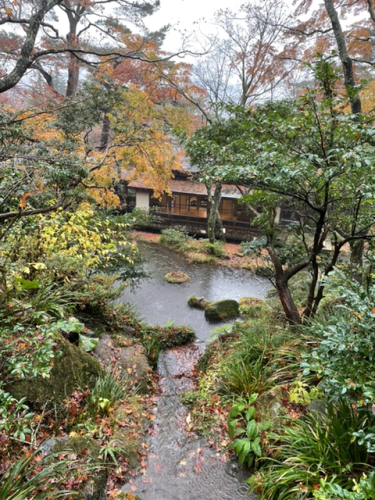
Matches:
[[0, 0, 65, 93], [324, 0, 362, 114], [276, 279, 302, 324], [65, 8, 80, 97], [100, 114, 111, 150], [267, 244, 302, 324], [206, 180, 222, 244], [350, 239, 364, 282]]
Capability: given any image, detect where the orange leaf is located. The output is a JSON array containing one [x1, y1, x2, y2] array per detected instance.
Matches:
[[20, 193, 31, 210]]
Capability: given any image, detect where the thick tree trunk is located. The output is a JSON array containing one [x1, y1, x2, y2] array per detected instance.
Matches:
[[65, 3, 81, 97], [66, 25, 80, 96], [66, 56, 80, 96], [350, 239, 364, 282], [324, 0, 362, 114]]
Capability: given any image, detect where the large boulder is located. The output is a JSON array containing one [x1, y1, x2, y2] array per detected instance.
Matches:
[[41, 435, 106, 500], [93, 335, 151, 393], [6, 335, 103, 409], [204, 299, 239, 321]]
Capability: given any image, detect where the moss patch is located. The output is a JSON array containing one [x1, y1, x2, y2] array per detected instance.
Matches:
[[44, 436, 106, 500], [186, 252, 213, 264], [164, 272, 190, 284], [238, 296, 266, 317], [112, 401, 149, 470], [204, 299, 239, 321], [6, 334, 103, 409]]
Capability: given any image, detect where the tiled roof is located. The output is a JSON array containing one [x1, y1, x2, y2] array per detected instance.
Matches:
[[127, 178, 242, 199]]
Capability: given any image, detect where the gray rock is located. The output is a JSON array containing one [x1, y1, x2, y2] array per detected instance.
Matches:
[[256, 386, 287, 431], [93, 335, 150, 393], [120, 325, 136, 337], [307, 400, 326, 415]]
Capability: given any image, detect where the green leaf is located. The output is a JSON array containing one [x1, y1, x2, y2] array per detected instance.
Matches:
[[228, 419, 238, 439], [247, 419, 258, 440], [17, 278, 39, 290], [251, 437, 262, 457], [245, 407, 256, 421], [238, 442, 250, 467], [79, 334, 99, 352]]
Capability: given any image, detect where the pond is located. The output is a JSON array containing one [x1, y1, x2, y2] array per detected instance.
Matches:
[[120, 242, 270, 500], [119, 242, 271, 342]]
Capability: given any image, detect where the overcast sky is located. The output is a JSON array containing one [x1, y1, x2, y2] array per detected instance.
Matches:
[[145, 0, 246, 53]]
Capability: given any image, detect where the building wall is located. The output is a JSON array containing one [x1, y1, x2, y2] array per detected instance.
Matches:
[[135, 191, 150, 209]]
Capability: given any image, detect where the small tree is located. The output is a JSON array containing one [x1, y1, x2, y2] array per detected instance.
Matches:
[[188, 59, 375, 323]]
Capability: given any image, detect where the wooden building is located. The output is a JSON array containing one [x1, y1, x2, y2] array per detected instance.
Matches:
[[115, 172, 295, 241]]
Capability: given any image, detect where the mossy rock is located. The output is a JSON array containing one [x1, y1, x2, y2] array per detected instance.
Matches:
[[204, 299, 239, 321], [238, 296, 266, 317], [41, 436, 106, 500], [164, 272, 189, 284], [256, 386, 287, 431], [6, 334, 103, 409], [187, 295, 208, 309], [93, 335, 151, 394]]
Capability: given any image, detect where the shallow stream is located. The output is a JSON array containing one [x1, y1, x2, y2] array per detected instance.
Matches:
[[120, 242, 269, 499]]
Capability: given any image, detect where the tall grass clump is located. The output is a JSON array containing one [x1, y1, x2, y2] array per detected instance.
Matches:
[[249, 400, 375, 499], [89, 369, 131, 413], [0, 448, 75, 500], [200, 239, 225, 257]]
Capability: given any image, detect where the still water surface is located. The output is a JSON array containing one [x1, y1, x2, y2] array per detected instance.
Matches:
[[119, 242, 270, 342]]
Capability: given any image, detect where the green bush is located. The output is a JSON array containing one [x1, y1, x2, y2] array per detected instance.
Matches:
[[312, 473, 375, 499], [302, 272, 375, 404], [228, 394, 273, 468], [159, 227, 189, 249]]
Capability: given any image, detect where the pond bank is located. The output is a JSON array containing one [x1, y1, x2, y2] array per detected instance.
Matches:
[[132, 231, 266, 270]]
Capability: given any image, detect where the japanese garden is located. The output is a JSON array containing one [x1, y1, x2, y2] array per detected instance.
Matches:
[[1, 0, 375, 499]]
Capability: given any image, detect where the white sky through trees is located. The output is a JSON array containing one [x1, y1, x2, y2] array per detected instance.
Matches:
[[145, 0, 247, 52]]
